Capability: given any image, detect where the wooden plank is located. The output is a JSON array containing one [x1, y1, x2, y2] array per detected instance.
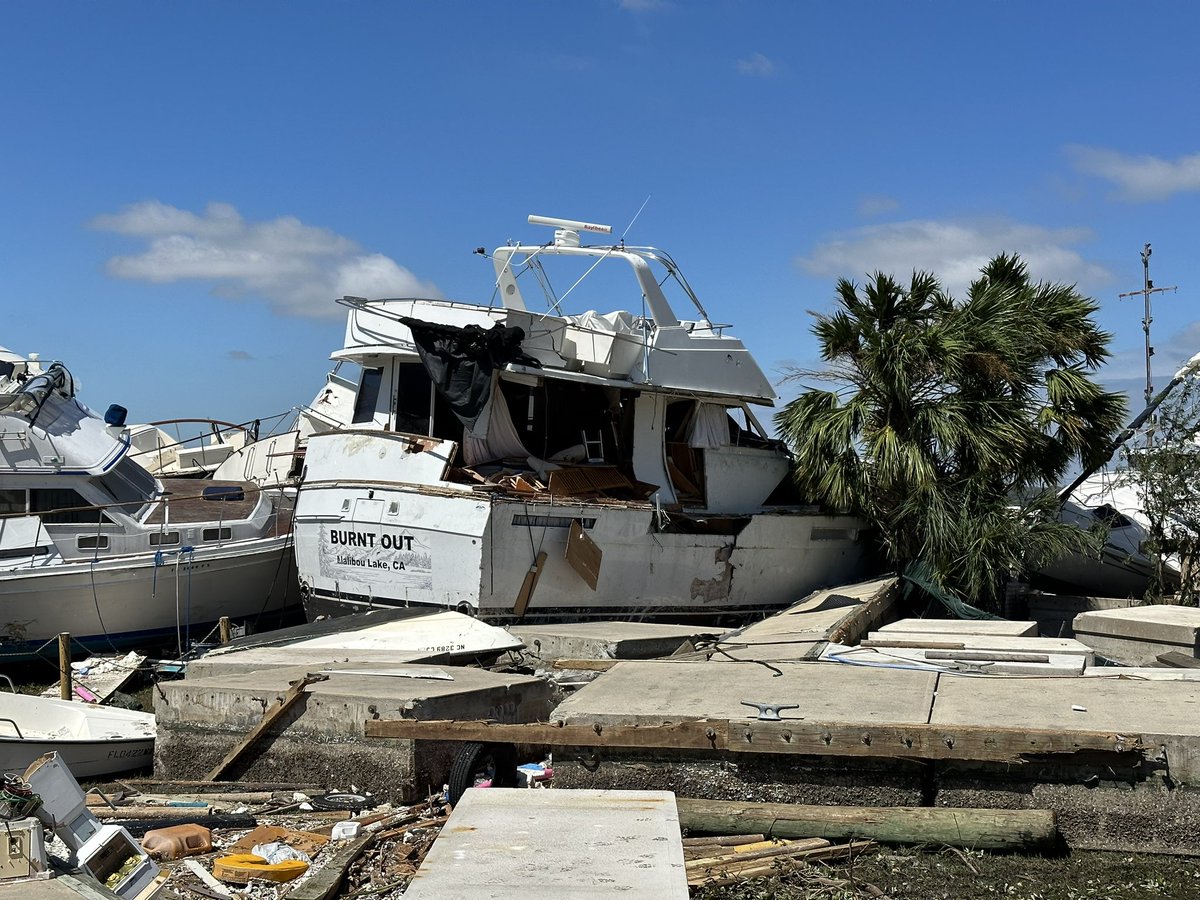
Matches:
[[731, 720, 1146, 763], [565, 520, 601, 591], [551, 659, 620, 672], [365, 717, 1146, 764], [861, 638, 966, 650], [286, 833, 376, 900], [364, 718, 729, 750], [924, 650, 1051, 663], [512, 551, 547, 618], [203, 673, 328, 780], [677, 799, 1058, 851]]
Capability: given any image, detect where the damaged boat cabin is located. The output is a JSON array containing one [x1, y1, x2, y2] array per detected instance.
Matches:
[[294, 215, 868, 621]]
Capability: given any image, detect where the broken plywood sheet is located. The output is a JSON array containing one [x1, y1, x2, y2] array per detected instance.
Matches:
[[402, 789, 687, 899]]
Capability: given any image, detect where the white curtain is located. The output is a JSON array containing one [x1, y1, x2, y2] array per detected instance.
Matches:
[[685, 402, 732, 449]]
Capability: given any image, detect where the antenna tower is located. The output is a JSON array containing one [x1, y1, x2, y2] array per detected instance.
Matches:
[[1118, 243, 1177, 411]]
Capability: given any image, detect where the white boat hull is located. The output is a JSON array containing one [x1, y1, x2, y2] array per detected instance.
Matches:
[[0, 537, 298, 659], [296, 485, 868, 620], [0, 694, 155, 778]]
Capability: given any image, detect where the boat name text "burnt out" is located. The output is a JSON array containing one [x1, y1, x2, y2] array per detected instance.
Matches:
[[329, 529, 415, 550]]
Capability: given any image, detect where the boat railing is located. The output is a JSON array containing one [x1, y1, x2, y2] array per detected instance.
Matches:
[[0, 674, 14, 694], [0, 717, 22, 738]]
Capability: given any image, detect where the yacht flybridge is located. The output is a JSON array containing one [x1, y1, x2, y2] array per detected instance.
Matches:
[[0, 362, 297, 658], [293, 215, 871, 621]]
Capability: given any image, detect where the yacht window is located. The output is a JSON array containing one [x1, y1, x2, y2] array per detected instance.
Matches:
[[394, 363, 433, 435], [203, 527, 232, 542], [77, 534, 110, 551], [96, 458, 157, 515], [31, 488, 111, 525], [0, 489, 26, 514], [150, 531, 180, 546], [352, 368, 384, 425]]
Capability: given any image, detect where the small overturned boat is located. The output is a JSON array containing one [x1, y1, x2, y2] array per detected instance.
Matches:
[[0, 692, 154, 778]]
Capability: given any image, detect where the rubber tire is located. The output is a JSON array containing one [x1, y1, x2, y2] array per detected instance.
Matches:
[[446, 741, 519, 807]]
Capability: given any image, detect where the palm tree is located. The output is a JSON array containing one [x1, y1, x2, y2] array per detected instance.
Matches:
[[777, 255, 1127, 611]]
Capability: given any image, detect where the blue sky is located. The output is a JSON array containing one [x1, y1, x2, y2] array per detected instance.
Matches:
[[3, 2, 1199, 433]]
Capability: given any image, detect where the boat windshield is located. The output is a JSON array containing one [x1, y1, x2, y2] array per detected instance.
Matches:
[[96, 457, 158, 516]]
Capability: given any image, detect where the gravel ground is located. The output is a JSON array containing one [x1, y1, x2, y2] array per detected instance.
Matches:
[[694, 846, 1200, 900]]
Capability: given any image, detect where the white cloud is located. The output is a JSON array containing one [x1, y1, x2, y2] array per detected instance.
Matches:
[[736, 52, 776, 77], [857, 194, 900, 217], [797, 218, 1110, 297], [1066, 145, 1200, 202], [91, 201, 439, 318]]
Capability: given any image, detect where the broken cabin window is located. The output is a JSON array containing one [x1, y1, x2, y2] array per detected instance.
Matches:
[[352, 367, 384, 425]]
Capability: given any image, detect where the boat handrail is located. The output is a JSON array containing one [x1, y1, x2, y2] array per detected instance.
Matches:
[[0, 674, 13, 694], [0, 717, 22, 738]]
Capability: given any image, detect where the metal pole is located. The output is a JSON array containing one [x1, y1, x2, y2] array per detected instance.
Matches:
[[1141, 244, 1153, 407]]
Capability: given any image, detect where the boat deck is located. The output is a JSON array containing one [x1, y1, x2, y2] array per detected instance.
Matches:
[[147, 479, 263, 524]]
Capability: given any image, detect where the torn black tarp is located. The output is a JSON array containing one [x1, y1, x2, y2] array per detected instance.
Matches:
[[400, 317, 539, 433]]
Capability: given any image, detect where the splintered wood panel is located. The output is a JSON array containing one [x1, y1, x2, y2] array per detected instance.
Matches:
[[566, 520, 601, 590], [548, 466, 633, 496]]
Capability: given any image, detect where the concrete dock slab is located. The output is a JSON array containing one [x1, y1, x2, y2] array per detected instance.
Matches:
[[1026, 594, 1135, 639], [864, 632, 1094, 663], [877, 618, 1039, 637], [155, 663, 553, 800], [508, 621, 713, 663], [699, 577, 898, 662], [825, 645, 1086, 676], [930, 674, 1200, 735], [1073, 605, 1200, 665], [550, 659, 938, 726], [403, 788, 687, 900]]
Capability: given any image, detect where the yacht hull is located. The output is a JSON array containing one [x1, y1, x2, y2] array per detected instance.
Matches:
[[295, 484, 868, 621], [0, 537, 299, 659]]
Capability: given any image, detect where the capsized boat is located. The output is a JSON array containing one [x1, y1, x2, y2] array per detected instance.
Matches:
[[0, 692, 154, 778], [0, 362, 299, 659], [292, 214, 872, 622]]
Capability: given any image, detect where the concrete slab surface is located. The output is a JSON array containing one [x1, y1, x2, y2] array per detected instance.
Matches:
[[509, 621, 712, 662], [1074, 605, 1200, 644], [698, 577, 897, 662], [158, 663, 552, 733], [877, 618, 1038, 637], [403, 788, 687, 900], [550, 659, 938, 725], [826, 645, 1085, 676], [1082, 667, 1200, 681], [931, 675, 1200, 735], [864, 633, 1094, 662], [1026, 594, 1134, 638]]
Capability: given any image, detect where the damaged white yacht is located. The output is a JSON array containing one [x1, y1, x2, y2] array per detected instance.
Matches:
[[293, 215, 871, 621], [0, 363, 298, 658]]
